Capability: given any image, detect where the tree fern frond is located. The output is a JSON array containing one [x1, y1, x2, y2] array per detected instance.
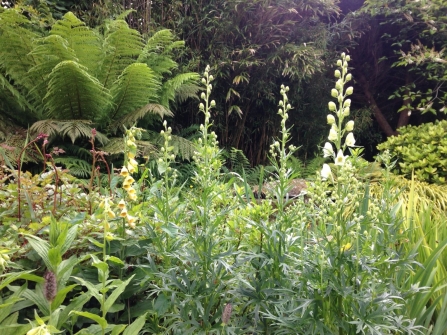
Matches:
[[160, 72, 200, 106], [108, 103, 173, 134], [173, 83, 202, 104], [58, 120, 108, 144], [30, 120, 61, 138], [0, 72, 35, 112], [109, 63, 160, 120], [0, 9, 41, 110], [44, 60, 111, 120], [101, 137, 125, 155], [146, 130, 195, 161], [138, 29, 182, 75], [100, 20, 145, 88], [53, 157, 91, 178], [116, 9, 137, 20], [50, 12, 102, 75], [28, 35, 78, 103]]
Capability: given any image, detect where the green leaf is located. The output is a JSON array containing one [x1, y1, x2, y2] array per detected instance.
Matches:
[[57, 293, 91, 329], [110, 324, 126, 335], [60, 224, 78, 255], [24, 235, 52, 271], [0, 271, 43, 291], [122, 313, 147, 335], [48, 246, 63, 271], [103, 275, 135, 314], [71, 311, 107, 329], [51, 284, 78, 311]]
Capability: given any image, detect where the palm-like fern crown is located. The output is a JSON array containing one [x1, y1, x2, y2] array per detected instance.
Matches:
[[1, 8, 199, 140]]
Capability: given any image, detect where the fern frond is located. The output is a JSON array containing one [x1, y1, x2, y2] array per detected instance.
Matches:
[[50, 12, 102, 75], [53, 157, 91, 178], [30, 120, 61, 138], [108, 103, 173, 134], [58, 120, 108, 144], [146, 130, 195, 161], [100, 20, 145, 88], [138, 29, 180, 74], [159, 72, 200, 106], [43, 60, 111, 120], [109, 63, 160, 120], [0, 72, 35, 113], [101, 137, 125, 155]]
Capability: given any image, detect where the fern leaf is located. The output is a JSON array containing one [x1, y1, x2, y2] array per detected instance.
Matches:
[[50, 12, 102, 75], [30, 120, 61, 138], [108, 103, 173, 134], [53, 157, 91, 178], [159, 72, 200, 107], [43, 60, 111, 120], [58, 120, 108, 144], [146, 130, 195, 161], [100, 20, 145, 88], [109, 63, 160, 121]]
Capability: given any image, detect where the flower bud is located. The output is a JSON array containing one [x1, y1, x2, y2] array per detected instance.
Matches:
[[345, 120, 354, 131], [343, 107, 350, 116], [201, 78, 206, 84], [334, 70, 341, 78], [210, 100, 216, 107], [337, 59, 342, 66], [346, 73, 352, 81], [327, 114, 335, 124], [328, 101, 336, 111], [335, 79, 343, 90], [346, 86, 354, 95], [201, 92, 206, 100], [209, 75, 214, 81], [199, 103, 204, 110], [343, 99, 351, 107], [346, 55, 351, 62], [331, 89, 338, 98], [328, 128, 338, 141]]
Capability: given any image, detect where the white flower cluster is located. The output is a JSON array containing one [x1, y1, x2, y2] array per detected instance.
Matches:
[[321, 53, 356, 180]]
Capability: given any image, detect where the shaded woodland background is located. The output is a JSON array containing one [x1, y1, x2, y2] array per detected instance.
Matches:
[[1, 0, 447, 167]]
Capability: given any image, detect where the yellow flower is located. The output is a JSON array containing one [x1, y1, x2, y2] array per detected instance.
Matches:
[[120, 166, 129, 177], [341, 242, 352, 252], [120, 208, 128, 217], [128, 151, 136, 159], [123, 176, 135, 185], [123, 183, 132, 191], [127, 187, 136, 195], [118, 199, 126, 209], [127, 215, 137, 228], [128, 193, 137, 201], [105, 232, 115, 241], [107, 209, 116, 218]]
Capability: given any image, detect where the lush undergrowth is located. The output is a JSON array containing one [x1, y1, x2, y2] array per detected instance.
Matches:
[[1, 57, 447, 335]]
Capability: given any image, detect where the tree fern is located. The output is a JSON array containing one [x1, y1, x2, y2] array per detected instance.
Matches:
[[49, 12, 102, 75], [53, 157, 92, 178], [109, 63, 160, 121], [43, 60, 111, 120], [100, 19, 145, 88]]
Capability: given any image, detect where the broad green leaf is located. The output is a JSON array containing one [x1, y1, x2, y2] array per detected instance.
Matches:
[[51, 284, 78, 311], [110, 324, 126, 335], [48, 246, 63, 270], [22, 288, 50, 316], [57, 255, 79, 287], [57, 293, 91, 329], [72, 277, 101, 303], [71, 311, 107, 329], [106, 256, 124, 266], [60, 225, 78, 255], [103, 275, 135, 314], [24, 235, 52, 271], [122, 313, 147, 335], [0, 271, 43, 291]]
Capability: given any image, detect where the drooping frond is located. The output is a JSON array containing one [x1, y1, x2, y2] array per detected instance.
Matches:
[[159, 72, 201, 106], [109, 63, 160, 120], [100, 20, 145, 88], [43, 60, 111, 120], [101, 137, 125, 155], [50, 12, 102, 75], [31, 119, 108, 145], [0, 72, 35, 113], [137, 29, 181, 75], [108, 103, 173, 134]]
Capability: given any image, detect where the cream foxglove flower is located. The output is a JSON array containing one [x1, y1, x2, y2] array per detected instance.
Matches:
[[327, 114, 336, 124], [321, 164, 332, 180], [345, 132, 356, 147], [323, 142, 334, 157], [334, 149, 347, 166], [120, 166, 129, 177]]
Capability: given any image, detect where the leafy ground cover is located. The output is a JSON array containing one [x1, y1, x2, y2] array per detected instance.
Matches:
[[1, 56, 447, 335]]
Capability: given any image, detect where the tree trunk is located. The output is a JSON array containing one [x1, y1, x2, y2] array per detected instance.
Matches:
[[358, 73, 398, 137], [396, 74, 412, 129]]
